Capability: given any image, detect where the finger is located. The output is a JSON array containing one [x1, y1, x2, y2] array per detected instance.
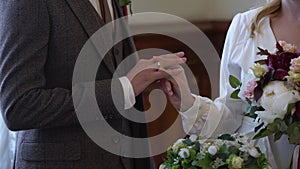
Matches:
[[153, 52, 185, 59], [159, 79, 173, 96], [164, 66, 184, 76], [163, 80, 173, 96], [153, 67, 183, 80], [158, 79, 169, 95], [175, 51, 185, 57], [154, 57, 187, 69]]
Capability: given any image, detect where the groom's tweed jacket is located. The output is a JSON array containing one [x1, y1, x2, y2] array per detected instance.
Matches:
[[0, 0, 151, 168]]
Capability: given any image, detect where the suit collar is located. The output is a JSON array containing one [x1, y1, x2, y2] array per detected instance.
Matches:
[[65, 0, 103, 37]]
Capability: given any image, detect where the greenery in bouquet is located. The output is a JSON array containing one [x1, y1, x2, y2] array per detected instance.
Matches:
[[160, 134, 269, 169], [229, 41, 300, 144]]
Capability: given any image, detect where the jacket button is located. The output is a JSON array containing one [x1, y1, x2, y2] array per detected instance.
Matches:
[[112, 136, 120, 144]]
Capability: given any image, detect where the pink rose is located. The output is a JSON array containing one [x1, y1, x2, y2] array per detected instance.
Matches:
[[278, 40, 298, 53], [243, 80, 258, 99]]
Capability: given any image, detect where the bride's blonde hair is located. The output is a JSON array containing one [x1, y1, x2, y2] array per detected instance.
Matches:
[[250, 0, 281, 38]]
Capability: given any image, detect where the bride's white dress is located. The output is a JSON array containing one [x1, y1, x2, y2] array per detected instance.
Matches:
[[180, 8, 297, 169], [0, 115, 16, 169]]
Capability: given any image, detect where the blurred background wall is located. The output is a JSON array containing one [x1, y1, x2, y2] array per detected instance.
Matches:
[[130, 0, 266, 22]]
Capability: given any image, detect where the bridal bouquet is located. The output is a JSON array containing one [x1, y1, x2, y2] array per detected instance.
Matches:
[[230, 41, 300, 143], [160, 134, 269, 169]]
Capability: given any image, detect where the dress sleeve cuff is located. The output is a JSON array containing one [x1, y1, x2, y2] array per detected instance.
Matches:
[[179, 94, 202, 134], [119, 76, 136, 110]]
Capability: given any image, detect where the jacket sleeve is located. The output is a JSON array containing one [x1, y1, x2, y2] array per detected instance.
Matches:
[[0, 0, 125, 131]]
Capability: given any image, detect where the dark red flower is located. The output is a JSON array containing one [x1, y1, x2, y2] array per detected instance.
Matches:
[[268, 52, 297, 70], [267, 52, 298, 80], [273, 68, 288, 80]]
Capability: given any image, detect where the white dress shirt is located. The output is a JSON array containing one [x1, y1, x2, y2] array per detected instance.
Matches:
[[181, 7, 297, 169], [89, 0, 136, 109]]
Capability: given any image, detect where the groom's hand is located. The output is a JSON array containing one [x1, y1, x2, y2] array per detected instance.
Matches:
[[127, 52, 186, 96]]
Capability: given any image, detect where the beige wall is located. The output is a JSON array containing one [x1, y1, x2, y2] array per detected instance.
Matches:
[[131, 0, 266, 21]]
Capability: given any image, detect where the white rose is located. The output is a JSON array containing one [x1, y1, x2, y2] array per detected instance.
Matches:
[[256, 81, 300, 124], [178, 148, 190, 158], [232, 156, 243, 169], [248, 147, 259, 158], [172, 139, 185, 152], [208, 146, 218, 155], [189, 135, 198, 142]]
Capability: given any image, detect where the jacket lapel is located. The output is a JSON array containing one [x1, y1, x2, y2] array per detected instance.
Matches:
[[65, 0, 102, 37], [65, 0, 116, 73]]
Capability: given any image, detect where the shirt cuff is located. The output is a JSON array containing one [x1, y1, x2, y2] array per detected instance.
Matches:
[[119, 76, 136, 110]]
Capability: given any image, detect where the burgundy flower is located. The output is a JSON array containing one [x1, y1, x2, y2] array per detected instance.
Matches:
[[273, 68, 288, 80], [268, 52, 297, 70], [267, 52, 298, 80]]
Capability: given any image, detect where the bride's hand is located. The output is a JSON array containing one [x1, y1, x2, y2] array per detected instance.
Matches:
[[127, 52, 186, 96], [159, 66, 195, 112]]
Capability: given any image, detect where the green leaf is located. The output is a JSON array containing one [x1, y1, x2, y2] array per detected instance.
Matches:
[[189, 149, 196, 159], [187, 166, 197, 169], [245, 106, 261, 118], [246, 98, 252, 105], [196, 153, 205, 160], [254, 118, 285, 140], [228, 146, 239, 155], [253, 128, 273, 140], [277, 120, 288, 132], [286, 122, 300, 144], [192, 154, 213, 169], [256, 153, 270, 168], [230, 89, 241, 99], [229, 75, 241, 88], [218, 144, 228, 154], [171, 165, 180, 169], [183, 139, 192, 146], [218, 134, 235, 141], [119, 0, 131, 6], [194, 142, 200, 151], [274, 132, 283, 142], [287, 103, 296, 115], [182, 159, 192, 168]]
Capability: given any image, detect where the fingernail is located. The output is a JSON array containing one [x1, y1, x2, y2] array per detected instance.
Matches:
[[181, 58, 187, 62], [176, 52, 184, 55]]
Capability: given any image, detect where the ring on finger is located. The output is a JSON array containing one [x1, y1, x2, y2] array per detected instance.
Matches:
[[157, 61, 161, 69]]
